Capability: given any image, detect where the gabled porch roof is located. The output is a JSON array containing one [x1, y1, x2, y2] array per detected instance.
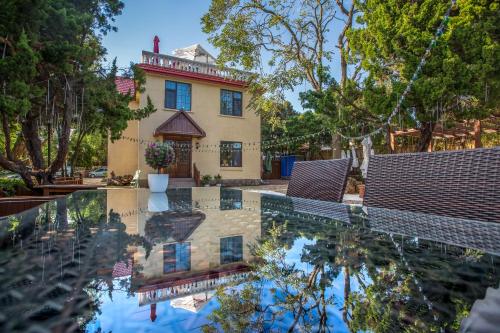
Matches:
[[154, 111, 206, 138]]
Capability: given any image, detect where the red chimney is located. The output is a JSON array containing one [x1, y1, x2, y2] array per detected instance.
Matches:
[[150, 303, 157, 322], [153, 36, 160, 54]]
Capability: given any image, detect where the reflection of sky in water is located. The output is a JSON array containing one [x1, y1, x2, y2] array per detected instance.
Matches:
[[85, 278, 220, 332], [2, 188, 500, 333], [85, 236, 374, 333]]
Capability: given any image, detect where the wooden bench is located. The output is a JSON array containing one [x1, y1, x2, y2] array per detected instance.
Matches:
[[54, 176, 83, 185], [35, 184, 100, 196], [0, 196, 63, 217]]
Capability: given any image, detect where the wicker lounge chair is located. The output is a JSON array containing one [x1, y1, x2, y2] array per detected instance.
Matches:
[[286, 158, 352, 203], [364, 147, 500, 222]]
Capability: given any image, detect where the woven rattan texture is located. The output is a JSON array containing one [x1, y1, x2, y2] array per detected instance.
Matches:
[[364, 148, 500, 222], [366, 207, 500, 255], [287, 158, 352, 203]]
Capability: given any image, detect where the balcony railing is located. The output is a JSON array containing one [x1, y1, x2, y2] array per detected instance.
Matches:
[[141, 51, 251, 82], [138, 271, 250, 306]]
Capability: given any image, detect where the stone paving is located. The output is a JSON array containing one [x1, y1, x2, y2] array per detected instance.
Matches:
[[229, 179, 363, 204], [91, 177, 363, 204]]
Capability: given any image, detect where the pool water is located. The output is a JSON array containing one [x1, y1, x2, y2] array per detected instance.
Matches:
[[0, 188, 499, 332]]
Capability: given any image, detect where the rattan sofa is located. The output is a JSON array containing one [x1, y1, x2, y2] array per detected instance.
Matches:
[[364, 147, 500, 222], [287, 158, 352, 203]]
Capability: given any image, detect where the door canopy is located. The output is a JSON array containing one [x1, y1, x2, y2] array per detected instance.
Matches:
[[154, 111, 206, 138]]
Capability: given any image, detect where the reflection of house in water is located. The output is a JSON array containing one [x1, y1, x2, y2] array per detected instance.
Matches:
[[105, 187, 261, 319]]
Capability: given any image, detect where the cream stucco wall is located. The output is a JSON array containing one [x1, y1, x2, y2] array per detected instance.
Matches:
[[108, 119, 139, 177], [108, 71, 261, 182], [133, 188, 262, 280], [106, 188, 262, 281]]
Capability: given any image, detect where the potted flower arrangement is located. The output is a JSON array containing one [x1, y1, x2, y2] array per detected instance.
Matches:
[[201, 175, 212, 187], [145, 142, 175, 192], [214, 174, 222, 186]]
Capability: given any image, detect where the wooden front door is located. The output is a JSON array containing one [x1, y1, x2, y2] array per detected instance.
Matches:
[[164, 139, 191, 178]]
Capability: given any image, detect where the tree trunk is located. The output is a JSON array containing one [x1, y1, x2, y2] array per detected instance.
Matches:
[[473, 120, 482, 148], [342, 265, 350, 324], [387, 125, 395, 153], [333, 4, 355, 160], [417, 122, 435, 152], [69, 132, 86, 176], [332, 134, 342, 159], [21, 116, 44, 170], [49, 86, 74, 176]]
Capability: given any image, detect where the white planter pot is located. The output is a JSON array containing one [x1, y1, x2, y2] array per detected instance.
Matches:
[[148, 193, 169, 212], [148, 174, 169, 192]]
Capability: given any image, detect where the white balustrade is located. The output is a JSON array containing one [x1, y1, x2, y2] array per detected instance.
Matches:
[[141, 51, 251, 82], [138, 271, 250, 306]]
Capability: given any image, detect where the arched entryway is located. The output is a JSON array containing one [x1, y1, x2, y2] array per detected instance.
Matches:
[[154, 111, 206, 178]]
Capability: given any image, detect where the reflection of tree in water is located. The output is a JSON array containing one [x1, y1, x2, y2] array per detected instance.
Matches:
[[0, 191, 150, 332], [204, 224, 339, 333], [204, 207, 500, 333], [347, 235, 500, 333]]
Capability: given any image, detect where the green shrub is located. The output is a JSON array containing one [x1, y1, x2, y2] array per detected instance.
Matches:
[[0, 178, 26, 196], [201, 175, 212, 186], [214, 174, 222, 185]]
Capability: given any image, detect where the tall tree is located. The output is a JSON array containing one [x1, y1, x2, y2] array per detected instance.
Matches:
[[202, 0, 361, 157], [0, 0, 154, 187], [349, 0, 500, 151]]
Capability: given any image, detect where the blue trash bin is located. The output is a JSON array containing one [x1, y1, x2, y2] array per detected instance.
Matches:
[[280, 155, 296, 178]]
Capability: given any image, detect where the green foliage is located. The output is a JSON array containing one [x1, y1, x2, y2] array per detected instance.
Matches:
[[0, 177, 26, 196], [69, 133, 107, 169], [7, 216, 20, 232], [144, 142, 175, 174], [201, 174, 213, 186], [0, 31, 40, 118], [262, 102, 332, 157], [0, 0, 156, 187], [202, 1, 355, 122], [347, 0, 500, 149]]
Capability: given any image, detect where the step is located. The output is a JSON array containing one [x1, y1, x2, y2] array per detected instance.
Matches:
[[168, 178, 196, 189]]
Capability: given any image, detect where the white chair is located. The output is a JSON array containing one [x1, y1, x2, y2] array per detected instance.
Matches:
[[130, 170, 141, 188]]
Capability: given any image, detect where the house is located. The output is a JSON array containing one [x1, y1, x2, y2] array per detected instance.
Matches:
[[105, 187, 261, 321], [108, 38, 261, 186]]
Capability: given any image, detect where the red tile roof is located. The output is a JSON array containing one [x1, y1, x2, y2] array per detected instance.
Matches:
[[115, 76, 135, 96], [112, 259, 133, 278]]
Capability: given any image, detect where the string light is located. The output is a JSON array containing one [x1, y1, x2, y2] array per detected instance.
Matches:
[[336, 0, 456, 141], [116, 0, 456, 149]]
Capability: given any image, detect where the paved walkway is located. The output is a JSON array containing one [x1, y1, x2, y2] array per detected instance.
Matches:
[[91, 177, 363, 204], [230, 179, 363, 205], [83, 177, 106, 186]]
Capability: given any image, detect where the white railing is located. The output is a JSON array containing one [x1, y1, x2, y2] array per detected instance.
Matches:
[[138, 271, 250, 306], [142, 51, 251, 82]]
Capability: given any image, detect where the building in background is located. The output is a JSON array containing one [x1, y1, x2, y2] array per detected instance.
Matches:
[[109, 38, 261, 186]]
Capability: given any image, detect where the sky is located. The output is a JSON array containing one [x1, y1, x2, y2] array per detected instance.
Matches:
[[102, 0, 344, 112]]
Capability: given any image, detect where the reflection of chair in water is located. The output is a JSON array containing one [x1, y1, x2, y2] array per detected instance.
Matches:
[[286, 158, 352, 203], [364, 147, 500, 222], [365, 206, 500, 256]]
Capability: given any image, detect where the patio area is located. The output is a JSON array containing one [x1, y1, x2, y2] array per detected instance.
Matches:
[[0, 185, 499, 332], [0, 0, 499, 332], [229, 179, 363, 204]]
